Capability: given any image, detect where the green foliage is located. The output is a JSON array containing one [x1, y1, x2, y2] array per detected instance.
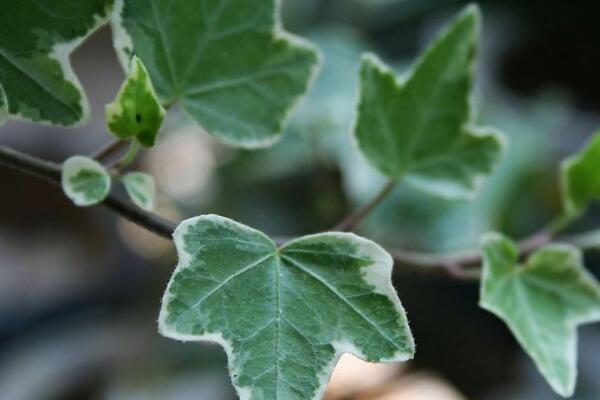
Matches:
[[561, 129, 600, 216], [106, 56, 165, 148], [110, 0, 320, 148], [159, 215, 414, 400], [123, 172, 156, 211], [354, 5, 504, 199], [61, 156, 111, 206], [480, 233, 600, 397], [0, 0, 111, 126]]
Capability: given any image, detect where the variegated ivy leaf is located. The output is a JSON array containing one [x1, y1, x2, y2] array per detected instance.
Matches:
[[0, 1, 111, 126], [480, 233, 600, 397], [62, 156, 111, 206], [354, 5, 505, 199], [106, 56, 165, 148], [561, 129, 600, 216], [123, 172, 156, 211], [111, 0, 321, 148], [160, 215, 414, 400]]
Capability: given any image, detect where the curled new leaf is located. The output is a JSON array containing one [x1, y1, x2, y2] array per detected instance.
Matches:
[[122, 171, 156, 211], [353, 5, 505, 199], [480, 233, 600, 397], [62, 156, 111, 206], [561, 129, 600, 216], [106, 56, 166, 148], [111, 0, 321, 148], [160, 215, 414, 400]]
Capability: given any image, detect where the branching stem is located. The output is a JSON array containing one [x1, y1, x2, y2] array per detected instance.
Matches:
[[0, 145, 176, 239], [0, 145, 595, 280]]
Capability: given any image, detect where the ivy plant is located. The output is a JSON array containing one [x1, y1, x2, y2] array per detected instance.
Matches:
[[1, 2, 600, 399]]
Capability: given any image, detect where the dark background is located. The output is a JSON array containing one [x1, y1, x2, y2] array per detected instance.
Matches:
[[1, 0, 600, 399]]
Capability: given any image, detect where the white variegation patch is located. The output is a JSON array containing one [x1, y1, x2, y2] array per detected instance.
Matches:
[[61, 156, 111, 207]]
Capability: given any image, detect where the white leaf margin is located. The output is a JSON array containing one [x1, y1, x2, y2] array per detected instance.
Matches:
[[159, 214, 414, 400], [109, 0, 323, 149]]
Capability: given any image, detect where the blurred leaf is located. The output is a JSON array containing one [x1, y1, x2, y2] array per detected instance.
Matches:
[[354, 6, 504, 199], [0, 0, 111, 126], [106, 56, 166, 148], [61, 156, 111, 206], [480, 233, 600, 397], [561, 129, 600, 217], [111, 0, 320, 148], [159, 215, 413, 400]]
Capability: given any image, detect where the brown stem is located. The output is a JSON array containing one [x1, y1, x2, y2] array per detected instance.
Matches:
[[91, 139, 129, 163], [0, 145, 177, 239], [334, 180, 398, 232]]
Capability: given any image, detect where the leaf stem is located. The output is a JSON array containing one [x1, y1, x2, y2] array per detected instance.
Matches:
[[0, 145, 176, 239], [91, 139, 129, 162], [334, 180, 398, 232], [111, 140, 140, 171]]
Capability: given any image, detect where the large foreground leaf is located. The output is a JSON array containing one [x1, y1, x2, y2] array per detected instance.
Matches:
[[0, 1, 111, 126], [354, 5, 504, 199], [111, 0, 320, 148], [480, 233, 600, 397], [160, 215, 414, 400], [561, 129, 600, 216]]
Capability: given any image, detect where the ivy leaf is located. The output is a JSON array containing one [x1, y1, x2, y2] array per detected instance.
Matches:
[[106, 56, 166, 148], [0, 1, 111, 126], [111, 0, 321, 148], [480, 233, 600, 397], [561, 129, 600, 216], [353, 5, 505, 199], [62, 156, 111, 206], [159, 215, 414, 400], [123, 172, 156, 211]]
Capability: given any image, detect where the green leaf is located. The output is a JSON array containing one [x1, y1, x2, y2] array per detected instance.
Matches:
[[353, 5, 505, 199], [0, 1, 111, 126], [480, 233, 600, 397], [561, 129, 600, 216], [159, 215, 414, 400], [61, 156, 111, 206], [123, 172, 156, 211], [106, 56, 166, 148], [111, 0, 321, 148]]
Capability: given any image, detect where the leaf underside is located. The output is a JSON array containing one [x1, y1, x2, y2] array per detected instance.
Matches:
[[480, 233, 600, 397], [354, 5, 504, 199], [111, 0, 320, 148], [160, 215, 414, 400], [0, 0, 112, 126]]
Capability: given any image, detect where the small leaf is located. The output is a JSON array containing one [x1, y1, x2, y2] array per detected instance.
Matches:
[[110, 0, 321, 148], [160, 215, 414, 400], [561, 129, 600, 216], [123, 172, 156, 211], [480, 233, 600, 397], [353, 5, 505, 199], [106, 56, 166, 148], [0, 1, 111, 126], [62, 156, 111, 206]]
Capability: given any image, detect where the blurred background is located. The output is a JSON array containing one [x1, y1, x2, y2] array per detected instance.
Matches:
[[1, 0, 600, 399]]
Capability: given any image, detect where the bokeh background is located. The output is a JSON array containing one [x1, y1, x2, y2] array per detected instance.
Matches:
[[2, 0, 600, 399]]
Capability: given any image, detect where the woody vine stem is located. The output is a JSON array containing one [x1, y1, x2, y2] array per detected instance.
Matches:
[[0, 143, 594, 280]]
